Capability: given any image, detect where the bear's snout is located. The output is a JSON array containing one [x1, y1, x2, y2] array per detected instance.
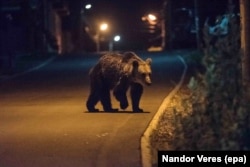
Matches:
[[145, 76, 152, 86]]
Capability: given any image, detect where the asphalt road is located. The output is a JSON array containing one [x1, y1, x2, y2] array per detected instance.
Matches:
[[0, 52, 185, 167]]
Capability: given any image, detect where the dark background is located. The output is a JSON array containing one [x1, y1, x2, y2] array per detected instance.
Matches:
[[0, 0, 240, 55]]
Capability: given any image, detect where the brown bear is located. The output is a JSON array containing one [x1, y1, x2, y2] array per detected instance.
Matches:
[[86, 52, 152, 112]]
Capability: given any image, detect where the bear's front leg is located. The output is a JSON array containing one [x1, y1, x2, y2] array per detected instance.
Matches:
[[113, 89, 129, 110], [130, 82, 143, 112], [100, 86, 118, 112], [113, 76, 130, 110]]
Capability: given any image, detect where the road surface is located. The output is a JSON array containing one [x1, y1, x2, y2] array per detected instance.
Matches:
[[0, 51, 185, 167]]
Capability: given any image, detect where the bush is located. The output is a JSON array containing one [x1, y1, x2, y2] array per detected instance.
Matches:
[[172, 14, 250, 150]]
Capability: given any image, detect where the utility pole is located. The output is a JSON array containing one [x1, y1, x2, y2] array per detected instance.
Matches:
[[194, 0, 200, 49], [161, 0, 167, 50], [41, 0, 49, 54]]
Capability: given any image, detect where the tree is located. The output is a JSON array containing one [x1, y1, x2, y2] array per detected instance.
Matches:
[[171, 0, 250, 150], [240, 0, 250, 90]]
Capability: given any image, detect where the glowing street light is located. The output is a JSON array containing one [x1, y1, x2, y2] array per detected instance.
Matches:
[[109, 35, 121, 51], [142, 12, 165, 50], [100, 23, 108, 31], [113, 35, 121, 42], [142, 13, 157, 25], [85, 4, 92, 9], [96, 23, 109, 52], [148, 14, 157, 21]]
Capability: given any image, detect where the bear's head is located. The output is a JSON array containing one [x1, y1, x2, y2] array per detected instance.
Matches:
[[131, 58, 152, 86], [122, 52, 152, 86]]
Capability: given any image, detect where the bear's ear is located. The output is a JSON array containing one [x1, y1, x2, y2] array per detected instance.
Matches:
[[122, 52, 136, 62], [146, 58, 152, 65], [132, 60, 139, 68]]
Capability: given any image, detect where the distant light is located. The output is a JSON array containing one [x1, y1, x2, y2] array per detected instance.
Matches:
[[148, 14, 157, 21], [114, 35, 120, 42], [100, 23, 108, 31], [85, 4, 92, 9]]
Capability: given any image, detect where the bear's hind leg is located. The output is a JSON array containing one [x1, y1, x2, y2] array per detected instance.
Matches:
[[86, 89, 100, 112], [130, 83, 143, 112], [100, 87, 118, 112]]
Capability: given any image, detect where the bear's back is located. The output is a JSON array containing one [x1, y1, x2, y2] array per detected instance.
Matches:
[[99, 53, 124, 73], [98, 53, 125, 88]]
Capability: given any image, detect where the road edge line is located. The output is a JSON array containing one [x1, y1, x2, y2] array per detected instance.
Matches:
[[0, 56, 56, 81], [140, 55, 188, 167]]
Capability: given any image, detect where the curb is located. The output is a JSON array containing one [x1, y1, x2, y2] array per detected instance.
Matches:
[[0, 56, 56, 82], [140, 55, 188, 167]]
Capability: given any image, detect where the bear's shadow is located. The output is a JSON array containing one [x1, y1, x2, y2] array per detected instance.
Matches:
[[84, 110, 150, 114]]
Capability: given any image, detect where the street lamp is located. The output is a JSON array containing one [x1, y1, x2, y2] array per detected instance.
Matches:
[[142, 13, 158, 25], [148, 14, 157, 22], [114, 35, 120, 42], [85, 4, 92, 9], [109, 35, 121, 51], [142, 12, 165, 50], [96, 22, 109, 52], [100, 23, 108, 31]]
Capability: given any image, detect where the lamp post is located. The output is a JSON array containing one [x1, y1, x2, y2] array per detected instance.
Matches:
[[96, 23, 108, 52], [109, 35, 120, 51]]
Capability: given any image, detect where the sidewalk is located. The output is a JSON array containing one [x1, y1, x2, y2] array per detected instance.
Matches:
[[0, 53, 56, 81]]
